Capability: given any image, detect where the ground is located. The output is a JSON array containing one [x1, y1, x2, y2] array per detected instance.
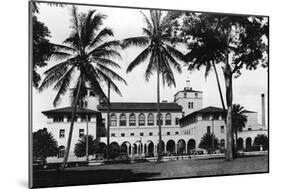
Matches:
[[33, 155, 268, 188]]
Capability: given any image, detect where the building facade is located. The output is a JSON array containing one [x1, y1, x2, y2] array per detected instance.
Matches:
[[43, 84, 268, 161]]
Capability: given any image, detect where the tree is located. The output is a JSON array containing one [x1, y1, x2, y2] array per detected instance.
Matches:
[[253, 134, 268, 151], [33, 128, 58, 161], [199, 133, 219, 154], [39, 6, 126, 169], [31, 2, 65, 88], [74, 135, 98, 157], [232, 104, 247, 150], [122, 10, 184, 161], [177, 13, 268, 160]]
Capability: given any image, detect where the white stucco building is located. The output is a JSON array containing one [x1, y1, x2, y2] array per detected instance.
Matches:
[[43, 82, 268, 161]]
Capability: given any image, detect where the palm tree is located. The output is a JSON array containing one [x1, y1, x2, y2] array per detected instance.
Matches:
[[39, 6, 126, 169], [33, 128, 58, 162], [74, 135, 98, 157], [184, 24, 226, 111], [122, 10, 184, 161], [232, 104, 247, 150], [198, 133, 219, 154]]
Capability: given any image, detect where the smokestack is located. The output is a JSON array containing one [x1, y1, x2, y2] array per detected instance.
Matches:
[[261, 93, 265, 126]]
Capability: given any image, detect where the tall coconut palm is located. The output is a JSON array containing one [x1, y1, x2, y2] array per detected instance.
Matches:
[[122, 10, 184, 161], [39, 6, 126, 169], [232, 104, 247, 149], [184, 26, 226, 112]]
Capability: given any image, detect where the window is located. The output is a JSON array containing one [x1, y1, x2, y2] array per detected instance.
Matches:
[[121, 133, 125, 137], [59, 129, 65, 138], [129, 113, 136, 126], [188, 102, 194, 109], [139, 113, 145, 126], [79, 129, 84, 138], [207, 126, 211, 134], [80, 115, 89, 122], [175, 118, 179, 125], [67, 115, 77, 122], [58, 146, 65, 158], [130, 133, 134, 136], [195, 92, 198, 98], [89, 91, 95, 97], [102, 118, 105, 126], [175, 131, 179, 135], [54, 116, 64, 122], [149, 132, 153, 136], [119, 113, 126, 126], [220, 126, 225, 133], [111, 133, 115, 137], [213, 114, 219, 120], [220, 139, 225, 148], [140, 132, 144, 136], [184, 92, 187, 98], [165, 113, 172, 125], [248, 128, 252, 131], [156, 113, 163, 125], [148, 113, 154, 125], [110, 114, 117, 127], [202, 114, 209, 120], [167, 132, 170, 136]]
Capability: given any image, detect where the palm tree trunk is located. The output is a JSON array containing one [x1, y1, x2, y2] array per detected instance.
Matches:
[[61, 77, 82, 169], [224, 56, 233, 161], [157, 60, 162, 162], [106, 82, 111, 159], [212, 60, 226, 112]]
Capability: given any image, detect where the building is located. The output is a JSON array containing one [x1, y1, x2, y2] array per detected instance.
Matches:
[[42, 82, 268, 161]]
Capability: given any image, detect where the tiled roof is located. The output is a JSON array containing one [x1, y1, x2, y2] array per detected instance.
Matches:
[[42, 106, 100, 116], [97, 102, 182, 112]]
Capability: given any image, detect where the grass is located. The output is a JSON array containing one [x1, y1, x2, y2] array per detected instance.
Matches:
[[32, 155, 268, 188]]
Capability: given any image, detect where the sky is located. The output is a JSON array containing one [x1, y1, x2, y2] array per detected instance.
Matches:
[[32, 3, 268, 131]]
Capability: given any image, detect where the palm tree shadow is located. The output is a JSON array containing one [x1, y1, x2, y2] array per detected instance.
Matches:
[[33, 168, 161, 188]]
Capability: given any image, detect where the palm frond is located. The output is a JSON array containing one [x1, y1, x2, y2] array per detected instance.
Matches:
[[95, 69, 123, 96], [165, 44, 185, 62], [93, 58, 121, 69], [122, 36, 150, 49], [96, 64, 127, 85], [127, 47, 151, 73], [88, 28, 114, 49], [38, 60, 74, 92], [89, 48, 121, 59], [162, 46, 182, 73], [53, 65, 76, 106]]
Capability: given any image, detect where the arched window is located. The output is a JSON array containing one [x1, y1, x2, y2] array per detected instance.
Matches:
[[129, 113, 136, 126], [165, 113, 171, 125], [110, 113, 117, 127], [220, 139, 225, 148], [119, 113, 126, 126], [58, 146, 65, 158], [139, 113, 145, 126], [148, 113, 154, 126], [156, 113, 163, 125]]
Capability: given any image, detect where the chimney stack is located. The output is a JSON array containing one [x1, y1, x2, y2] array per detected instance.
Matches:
[[261, 93, 265, 126]]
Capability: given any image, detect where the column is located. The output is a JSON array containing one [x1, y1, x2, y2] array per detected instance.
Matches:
[[127, 144, 129, 156], [175, 143, 177, 154], [131, 145, 133, 157], [164, 143, 166, 154], [185, 142, 188, 154], [142, 144, 145, 157]]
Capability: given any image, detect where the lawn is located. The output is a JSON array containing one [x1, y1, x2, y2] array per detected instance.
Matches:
[[32, 155, 268, 188]]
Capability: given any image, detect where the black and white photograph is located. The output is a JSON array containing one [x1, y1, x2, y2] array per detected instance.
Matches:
[[29, 0, 269, 188]]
